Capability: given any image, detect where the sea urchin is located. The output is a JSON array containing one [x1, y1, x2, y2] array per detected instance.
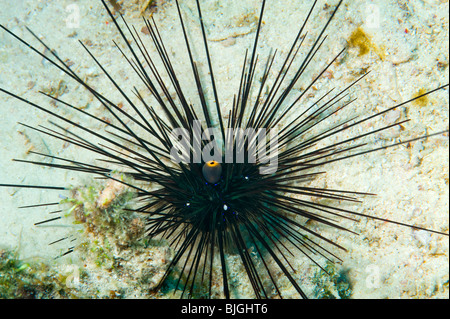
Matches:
[[0, 0, 448, 299]]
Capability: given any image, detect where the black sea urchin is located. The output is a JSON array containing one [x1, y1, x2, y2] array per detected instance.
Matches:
[[0, 0, 448, 299]]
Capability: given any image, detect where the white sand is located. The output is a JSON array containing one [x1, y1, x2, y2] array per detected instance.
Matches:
[[0, 0, 448, 298]]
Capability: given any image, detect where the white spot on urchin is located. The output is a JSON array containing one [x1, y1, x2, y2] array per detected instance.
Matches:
[[223, 204, 228, 211]]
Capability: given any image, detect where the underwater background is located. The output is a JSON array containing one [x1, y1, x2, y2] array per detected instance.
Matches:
[[0, 0, 448, 298]]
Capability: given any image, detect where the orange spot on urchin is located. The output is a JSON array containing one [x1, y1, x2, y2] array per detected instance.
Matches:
[[202, 161, 222, 183], [206, 160, 220, 167]]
